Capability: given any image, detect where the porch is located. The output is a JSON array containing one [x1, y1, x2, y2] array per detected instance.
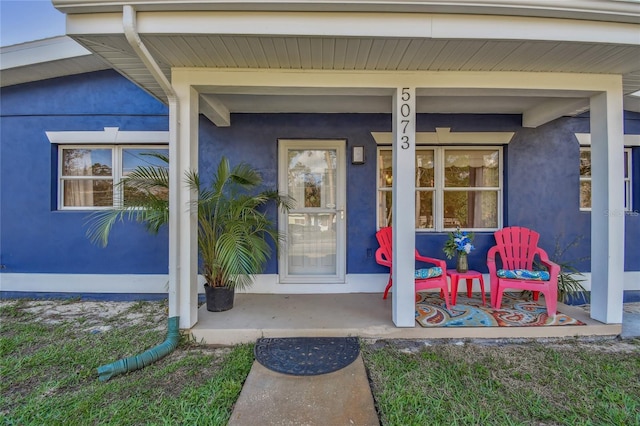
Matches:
[[189, 293, 620, 345]]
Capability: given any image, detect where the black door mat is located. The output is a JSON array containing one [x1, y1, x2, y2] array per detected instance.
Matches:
[[254, 337, 360, 376]]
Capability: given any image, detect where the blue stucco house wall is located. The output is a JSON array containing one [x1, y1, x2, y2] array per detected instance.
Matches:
[[1, 70, 170, 275], [1, 70, 638, 287]]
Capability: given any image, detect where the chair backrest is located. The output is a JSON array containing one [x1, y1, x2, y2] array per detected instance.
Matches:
[[375, 227, 393, 261], [493, 226, 540, 270]]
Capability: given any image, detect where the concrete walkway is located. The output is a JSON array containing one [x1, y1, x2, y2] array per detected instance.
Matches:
[[228, 354, 379, 426]]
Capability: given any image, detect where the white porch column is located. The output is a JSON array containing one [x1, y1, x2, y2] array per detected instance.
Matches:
[[589, 88, 625, 324], [391, 87, 416, 327], [173, 82, 199, 328]]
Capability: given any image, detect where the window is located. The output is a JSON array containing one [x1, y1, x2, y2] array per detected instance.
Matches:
[[377, 147, 502, 231], [58, 146, 168, 210], [579, 147, 632, 211]]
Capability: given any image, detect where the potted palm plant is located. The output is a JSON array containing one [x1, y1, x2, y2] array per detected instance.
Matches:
[[186, 158, 292, 311], [87, 155, 291, 311]]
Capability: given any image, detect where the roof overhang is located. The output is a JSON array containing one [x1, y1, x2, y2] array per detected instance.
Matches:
[[51, 0, 640, 24], [5, 1, 639, 124], [0, 36, 110, 87]]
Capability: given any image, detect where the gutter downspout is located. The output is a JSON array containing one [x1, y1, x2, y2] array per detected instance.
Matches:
[[98, 5, 181, 381]]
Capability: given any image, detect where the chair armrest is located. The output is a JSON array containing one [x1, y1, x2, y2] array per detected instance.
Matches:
[[534, 247, 561, 277], [415, 250, 447, 271], [375, 248, 392, 268], [486, 246, 499, 275]]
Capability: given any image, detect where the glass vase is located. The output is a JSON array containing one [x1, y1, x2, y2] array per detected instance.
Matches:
[[456, 252, 468, 273]]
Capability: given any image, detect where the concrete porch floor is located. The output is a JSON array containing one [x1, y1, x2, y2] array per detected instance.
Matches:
[[189, 293, 621, 345]]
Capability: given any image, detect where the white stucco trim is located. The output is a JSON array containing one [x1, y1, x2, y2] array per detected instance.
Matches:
[[371, 128, 515, 145], [2, 272, 638, 294], [575, 133, 640, 146], [0, 274, 170, 293], [46, 127, 169, 144], [0, 273, 388, 295]]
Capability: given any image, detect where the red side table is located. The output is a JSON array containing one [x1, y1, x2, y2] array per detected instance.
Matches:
[[446, 270, 486, 306]]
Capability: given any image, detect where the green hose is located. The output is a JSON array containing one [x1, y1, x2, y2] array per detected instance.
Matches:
[[97, 316, 180, 381]]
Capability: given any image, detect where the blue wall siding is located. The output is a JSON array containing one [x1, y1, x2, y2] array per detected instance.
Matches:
[[2, 71, 639, 278], [0, 71, 170, 274], [198, 113, 393, 274]]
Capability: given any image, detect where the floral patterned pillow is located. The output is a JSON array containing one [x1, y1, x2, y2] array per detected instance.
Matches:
[[497, 269, 550, 281]]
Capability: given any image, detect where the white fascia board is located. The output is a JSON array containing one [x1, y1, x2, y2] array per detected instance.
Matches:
[[66, 12, 125, 35], [46, 127, 170, 144], [132, 11, 640, 45], [0, 36, 92, 70], [431, 14, 640, 45], [371, 129, 515, 145], [575, 133, 640, 146], [139, 11, 433, 38], [53, 1, 640, 24]]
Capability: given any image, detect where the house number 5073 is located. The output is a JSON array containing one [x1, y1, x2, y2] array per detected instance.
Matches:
[[400, 88, 412, 150]]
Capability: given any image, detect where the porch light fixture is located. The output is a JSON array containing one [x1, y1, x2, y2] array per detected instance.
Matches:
[[352, 146, 365, 165]]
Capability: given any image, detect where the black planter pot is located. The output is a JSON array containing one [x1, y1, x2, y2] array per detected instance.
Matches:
[[204, 285, 235, 312]]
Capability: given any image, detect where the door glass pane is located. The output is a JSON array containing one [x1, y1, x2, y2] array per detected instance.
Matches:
[[443, 190, 498, 228], [287, 213, 337, 275], [444, 150, 499, 188], [286, 148, 338, 276], [288, 150, 337, 209]]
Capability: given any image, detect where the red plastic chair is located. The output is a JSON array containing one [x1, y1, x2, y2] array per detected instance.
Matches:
[[375, 227, 450, 308], [487, 226, 560, 316]]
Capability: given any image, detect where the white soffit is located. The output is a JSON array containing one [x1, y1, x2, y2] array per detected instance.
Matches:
[[371, 128, 515, 145]]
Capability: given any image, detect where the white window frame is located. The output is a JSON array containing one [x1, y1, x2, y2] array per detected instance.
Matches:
[[579, 146, 633, 212], [377, 145, 503, 232], [57, 145, 168, 210], [47, 127, 170, 211]]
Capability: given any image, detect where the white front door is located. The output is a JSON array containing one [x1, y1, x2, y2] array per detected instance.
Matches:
[[278, 140, 346, 283]]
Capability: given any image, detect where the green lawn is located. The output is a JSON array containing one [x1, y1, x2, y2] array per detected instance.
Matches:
[[1, 299, 253, 426], [2, 299, 639, 426], [361, 339, 640, 426]]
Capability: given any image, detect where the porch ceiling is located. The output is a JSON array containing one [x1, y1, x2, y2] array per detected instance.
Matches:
[[73, 32, 640, 117], [52, 3, 640, 119]]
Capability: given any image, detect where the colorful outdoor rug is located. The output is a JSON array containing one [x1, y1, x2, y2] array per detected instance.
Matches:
[[415, 292, 585, 328]]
